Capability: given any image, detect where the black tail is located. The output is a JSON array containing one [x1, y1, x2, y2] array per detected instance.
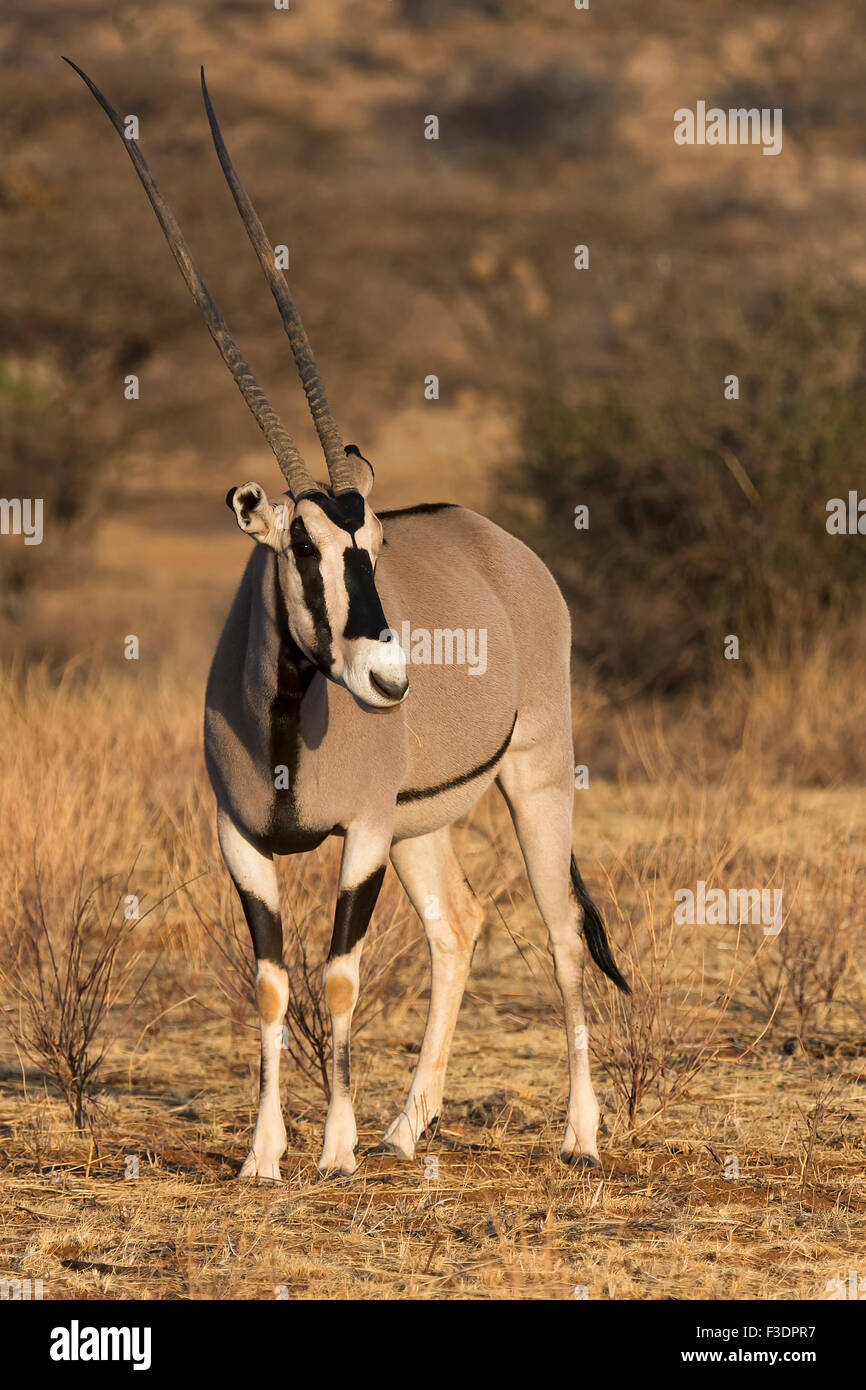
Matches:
[[570, 854, 630, 994]]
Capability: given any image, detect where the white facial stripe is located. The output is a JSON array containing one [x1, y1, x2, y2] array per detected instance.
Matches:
[[319, 545, 348, 643]]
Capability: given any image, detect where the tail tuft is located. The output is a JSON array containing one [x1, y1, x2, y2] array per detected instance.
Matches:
[[570, 854, 630, 994]]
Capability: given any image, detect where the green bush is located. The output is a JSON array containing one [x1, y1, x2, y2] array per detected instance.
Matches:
[[496, 293, 866, 693]]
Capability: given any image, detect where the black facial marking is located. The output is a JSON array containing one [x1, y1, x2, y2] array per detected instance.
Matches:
[[302, 488, 366, 537], [342, 547, 389, 641], [289, 517, 332, 668], [328, 865, 386, 960], [289, 516, 318, 559], [397, 712, 518, 804]]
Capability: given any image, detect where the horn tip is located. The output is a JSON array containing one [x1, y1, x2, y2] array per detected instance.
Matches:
[[200, 66, 215, 115], [62, 56, 95, 91]]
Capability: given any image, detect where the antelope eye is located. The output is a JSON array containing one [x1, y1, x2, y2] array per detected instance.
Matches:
[[291, 540, 318, 560]]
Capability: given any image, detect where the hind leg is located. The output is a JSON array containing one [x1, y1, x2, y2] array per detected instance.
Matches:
[[383, 828, 485, 1159], [218, 809, 289, 1181], [497, 750, 601, 1166]]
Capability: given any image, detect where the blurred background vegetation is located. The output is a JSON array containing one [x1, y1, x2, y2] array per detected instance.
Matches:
[[499, 289, 866, 693], [2, 0, 865, 736]]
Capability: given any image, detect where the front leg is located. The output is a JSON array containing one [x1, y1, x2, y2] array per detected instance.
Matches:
[[218, 809, 289, 1182], [318, 824, 390, 1177]]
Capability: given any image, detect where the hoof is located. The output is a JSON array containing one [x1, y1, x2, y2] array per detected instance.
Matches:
[[380, 1110, 437, 1161], [560, 1149, 601, 1169], [316, 1161, 357, 1180], [316, 1148, 358, 1179], [238, 1149, 283, 1182], [372, 1137, 415, 1161]]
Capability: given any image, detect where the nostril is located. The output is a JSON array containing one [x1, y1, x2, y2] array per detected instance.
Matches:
[[370, 671, 408, 701]]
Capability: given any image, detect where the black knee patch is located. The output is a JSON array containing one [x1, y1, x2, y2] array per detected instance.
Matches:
[[328, 865, 386, 960], [237, 890, 283, 963]]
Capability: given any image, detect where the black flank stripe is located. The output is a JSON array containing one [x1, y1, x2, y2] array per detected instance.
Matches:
[[397, 712, 518, 804]]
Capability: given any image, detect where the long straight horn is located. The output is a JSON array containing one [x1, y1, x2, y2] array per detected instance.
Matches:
[[63, 57, 319, 500], [200, 69, 358, 497]]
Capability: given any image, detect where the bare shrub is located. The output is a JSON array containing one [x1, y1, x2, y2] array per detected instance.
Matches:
[[0, 857, 158, 1131], [793, 1068, 864, 1193], [585, 879, 753, 1134], [752, 860, 859, 1036]]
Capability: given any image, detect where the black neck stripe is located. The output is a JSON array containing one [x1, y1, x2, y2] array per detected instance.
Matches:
[[396, 712, 517, 804], [268, 559, 316, 839]]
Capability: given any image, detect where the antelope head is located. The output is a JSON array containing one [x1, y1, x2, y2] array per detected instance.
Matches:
[[228, 454, 408, 709]]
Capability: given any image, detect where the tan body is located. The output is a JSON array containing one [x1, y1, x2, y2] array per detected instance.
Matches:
[[205, 504, 563, 851]]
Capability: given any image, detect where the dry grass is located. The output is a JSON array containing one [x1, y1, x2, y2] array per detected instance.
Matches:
[[0, 658, 864, 1300]]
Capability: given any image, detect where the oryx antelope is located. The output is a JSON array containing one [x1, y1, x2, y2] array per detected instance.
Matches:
[[67, 59, 629, 1180]]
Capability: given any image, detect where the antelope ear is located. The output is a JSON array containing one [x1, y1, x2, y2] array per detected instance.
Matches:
[[344, 444, 374, 498], [226, 482, 287, 546]]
